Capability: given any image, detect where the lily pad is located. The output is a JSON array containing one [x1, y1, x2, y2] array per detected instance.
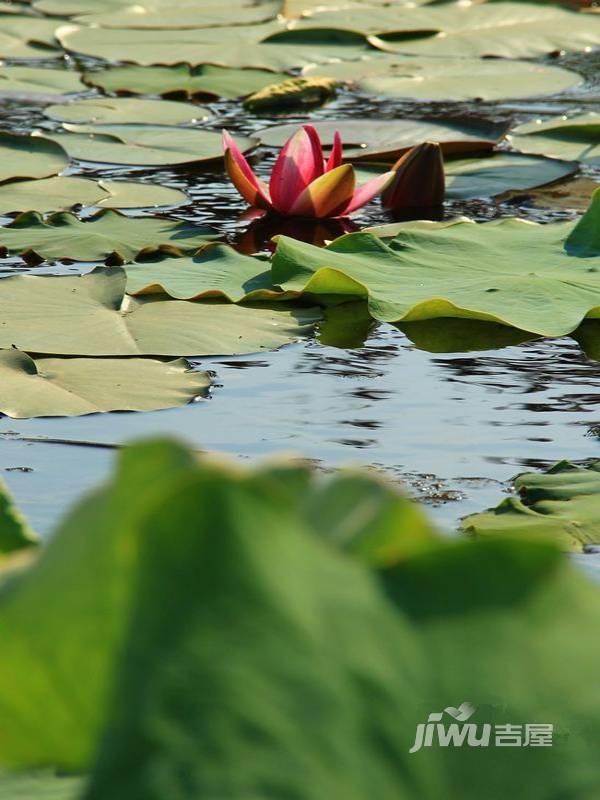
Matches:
[[127, 244, 283, 301], [305, 55, 582, 102], [69, 0, 283, 28], [355, 153, 578, 203], [82, 63, 287, 99], [0, 15, 62, 59], [0, 268, 319, 356], [285, 1, 600, 58], [271, 191, 600, 337], [508, 113, 600, 165], [0, 175, 189, 213], [0, 66, 83, 100], [257, 118, 506, 161], [56, 24, 376, 70], [0, 132, 68, 184], [499, 177, 600, 211], [0, 210, 217, 264], [0, 349, 211, 418], [44, 97, 212, 125], [462, 460, 600, 552], [40, 125, 254, 166]]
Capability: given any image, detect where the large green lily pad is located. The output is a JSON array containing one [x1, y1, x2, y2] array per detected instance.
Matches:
[[0, 15, 62, 59], [56, 24, 377, 69], [508, 113, 600, 166], [69, 0, 283, 28], [271, 191, 600, 337], [82, 63, 287, 99], [306, 55, 582, 102], [0, 66, 83, 99], [257, 118, 506, 161], [0, 268, 318, 356], [0, 210, 217, 264], [44, 96, 212, 125], [284, 1, 600, 58], [354, 153, 578, 202], [3, 440, 600, 800], [462, 460, 600, 552], [0, 133, 68, 184], [0, 349, 211, 418], [41, 125, 254, 166], [0, 175, 189, 213], [126, 244, 283, 301]]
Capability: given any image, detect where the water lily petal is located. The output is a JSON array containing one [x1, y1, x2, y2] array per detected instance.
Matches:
[[270, 127, 325, 214], [304, 124, 326, 177], [223, 130, 271, 210], [326, 131, 343, 172], [288, 164, 355, 218], [343, 170, 395, 214], [224, 149, 272, 210]]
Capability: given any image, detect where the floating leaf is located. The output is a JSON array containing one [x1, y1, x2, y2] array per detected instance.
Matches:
[[0, 132, 68, 184], [0, 350, 211, 418], [82, 63, 288, 100], [462, 460, 600, 552], [271, 195, 600, 337], [56, 24, 376, 70], [285, 1, 600, 58], [0, 175, 189, 213], [0, 66, 83, 100], [257, 118, 506, 161], [40, 125, 254, 166], [509, 113, 600, 165], [0, 210, 217, 264], [69, 0, 282, 28], [499, 177, 600, 211], [2, 440, 600, 800], [126, 244, 282, 301], [305, 55, 582, 102], [243, 76, 338, 111], [354, 153, 578, 202], [0, 476, 36, 555], [0, 268, 319, 356], [44, 97, 212, 125], [0, 15, 62, 59]]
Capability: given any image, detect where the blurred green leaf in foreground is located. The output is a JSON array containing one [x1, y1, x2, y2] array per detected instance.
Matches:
[[0, 441, 600, 799]]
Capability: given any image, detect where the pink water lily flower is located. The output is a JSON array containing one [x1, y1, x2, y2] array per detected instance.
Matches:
[[223, 125, 394, 219]]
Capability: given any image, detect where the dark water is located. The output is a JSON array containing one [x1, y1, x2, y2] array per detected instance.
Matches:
[[1, 49, 600, 580]]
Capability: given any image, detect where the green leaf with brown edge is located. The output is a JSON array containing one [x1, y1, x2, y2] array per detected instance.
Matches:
[[0, 66, 83, 100], [0, 175, 189, 213], [0, 350, 212, 418], [44, 97, 212, 125], [0, 132, 68, 184], [462, 460, 600, 552], [0, 210, 217, 265], [304, 54, 582, 102], [40, 125, 255, 167], [82, 63, 290, 100], [508, 112, 600, 165], [0, 15, 63, 59], [257, 118, 507, 161]]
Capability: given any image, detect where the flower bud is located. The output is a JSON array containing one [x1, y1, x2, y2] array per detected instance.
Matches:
[[381, 141, 445, 210]]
